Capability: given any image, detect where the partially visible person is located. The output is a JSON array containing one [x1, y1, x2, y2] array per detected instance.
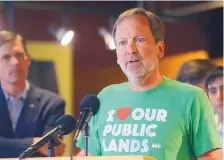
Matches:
[[205, 66, 223, 140], [0, 30, 65, 158], [177, 59, 216, 92]]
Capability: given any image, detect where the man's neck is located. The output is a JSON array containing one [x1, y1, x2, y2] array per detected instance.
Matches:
[[1, 81, 26, 98], [129, 72, 164, 91]]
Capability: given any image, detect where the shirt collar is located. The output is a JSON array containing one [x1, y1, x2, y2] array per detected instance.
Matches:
[[2, 80, 30, 100]]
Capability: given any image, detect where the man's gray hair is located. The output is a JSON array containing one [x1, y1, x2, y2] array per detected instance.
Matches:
[[112, 8, 165, 43]]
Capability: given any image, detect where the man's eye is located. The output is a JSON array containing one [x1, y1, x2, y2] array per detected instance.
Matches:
[[2, 55, 11, 61], [135, 37, 145, 43], [15, 53, 25, 59], [118, 40, 127, 46], [208, 88, 217, 94]]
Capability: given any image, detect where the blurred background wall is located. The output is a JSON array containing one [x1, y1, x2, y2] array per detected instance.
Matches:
[[0, 1, 223, 155]]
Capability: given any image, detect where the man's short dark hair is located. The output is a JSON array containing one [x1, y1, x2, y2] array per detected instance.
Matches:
[[0, 30, 28, 54], [205, 66, 223, 88], [112, 8, 165, 44], [177, 59, 216, 84]]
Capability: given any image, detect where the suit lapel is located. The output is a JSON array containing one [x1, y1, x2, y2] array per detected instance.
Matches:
[[0, 85, 14, 138], [14, 84, 42, 138]]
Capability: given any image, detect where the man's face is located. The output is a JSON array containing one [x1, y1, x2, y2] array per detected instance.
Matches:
[[0, 38, 30, 85], [115, 15, 164, 82], [207, 77, 223, 118]]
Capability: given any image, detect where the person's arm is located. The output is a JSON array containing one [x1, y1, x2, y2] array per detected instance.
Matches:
[[0, 99, 65, 157], [0, 136, 33, 149], [189, 89, 222, 159], [77, 150, 94, 156], [0, 136, 35, 157], [197, 148, 222, 160]]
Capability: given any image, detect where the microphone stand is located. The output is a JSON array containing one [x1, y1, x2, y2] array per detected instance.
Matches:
[[83, 123, 89, 156], [70, 123, 89, 160], [48, 136, 61, 157], [48, 139, 55, 157], [70, 109, 93, 160]]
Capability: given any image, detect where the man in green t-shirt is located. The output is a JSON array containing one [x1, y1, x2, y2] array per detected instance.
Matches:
[[76, 8, 222, 160]]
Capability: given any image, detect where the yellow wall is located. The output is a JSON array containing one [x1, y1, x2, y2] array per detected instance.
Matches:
[[212, 57, 224, 66], [160, 50, 209, 79], [27, 41, 73, 156]]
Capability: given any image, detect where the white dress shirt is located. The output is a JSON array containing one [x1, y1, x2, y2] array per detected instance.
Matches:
[[1, 81, 30, 132]]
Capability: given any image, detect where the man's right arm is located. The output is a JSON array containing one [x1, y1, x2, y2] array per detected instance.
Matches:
[[77, 150, 93, 156]]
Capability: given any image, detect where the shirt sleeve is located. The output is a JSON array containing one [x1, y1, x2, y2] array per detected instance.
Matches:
[[189, 89, 222, 157]]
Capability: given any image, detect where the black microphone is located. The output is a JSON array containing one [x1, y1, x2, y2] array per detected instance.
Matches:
[[70, 94, 100, 158], [19, 115, 77, 159], [73, 94, 100, 143]]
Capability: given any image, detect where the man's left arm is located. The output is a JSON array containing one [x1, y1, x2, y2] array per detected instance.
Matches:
[[198, 148, 222, 160]]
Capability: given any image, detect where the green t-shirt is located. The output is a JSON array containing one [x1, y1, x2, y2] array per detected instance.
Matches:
[[77, 77, 221, 160]]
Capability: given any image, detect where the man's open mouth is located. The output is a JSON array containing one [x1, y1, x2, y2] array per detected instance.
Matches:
[[128, 59, 141, 64]]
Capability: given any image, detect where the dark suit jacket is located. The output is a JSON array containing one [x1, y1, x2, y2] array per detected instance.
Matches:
[[0, 83, 65, 158]]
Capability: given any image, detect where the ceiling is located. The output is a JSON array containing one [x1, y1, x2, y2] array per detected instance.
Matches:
[[6, 1, 223, 17]]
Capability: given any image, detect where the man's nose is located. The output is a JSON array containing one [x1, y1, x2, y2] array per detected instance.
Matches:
[[217, 88, 223, 100], [126, 41, 137, 54], [9, 56, 19, 65]]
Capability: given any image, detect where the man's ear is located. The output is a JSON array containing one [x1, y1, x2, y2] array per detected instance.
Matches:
[[27, 53, 31, 66], [117, 58, 120, 65], [156, 41, 165, 58]]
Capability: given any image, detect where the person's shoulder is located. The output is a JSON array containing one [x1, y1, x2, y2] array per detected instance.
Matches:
[[164, 77, 205, 97], [100, 82, 128, 93], [32, 85, 64, 102], [98, 82, 128, 97]]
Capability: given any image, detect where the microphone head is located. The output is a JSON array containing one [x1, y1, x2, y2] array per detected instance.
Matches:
[[80, 94, 100, 116], [54, 115, 77, 135]]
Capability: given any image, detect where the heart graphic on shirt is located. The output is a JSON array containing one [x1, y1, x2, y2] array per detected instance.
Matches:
[[116, 107, 132, 121]]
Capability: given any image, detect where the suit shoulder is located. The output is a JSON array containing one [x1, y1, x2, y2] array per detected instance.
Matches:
[[34, 87, 64, 102]]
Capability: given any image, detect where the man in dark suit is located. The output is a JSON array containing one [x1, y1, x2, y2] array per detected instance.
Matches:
[[0, 30, 65, 157]]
